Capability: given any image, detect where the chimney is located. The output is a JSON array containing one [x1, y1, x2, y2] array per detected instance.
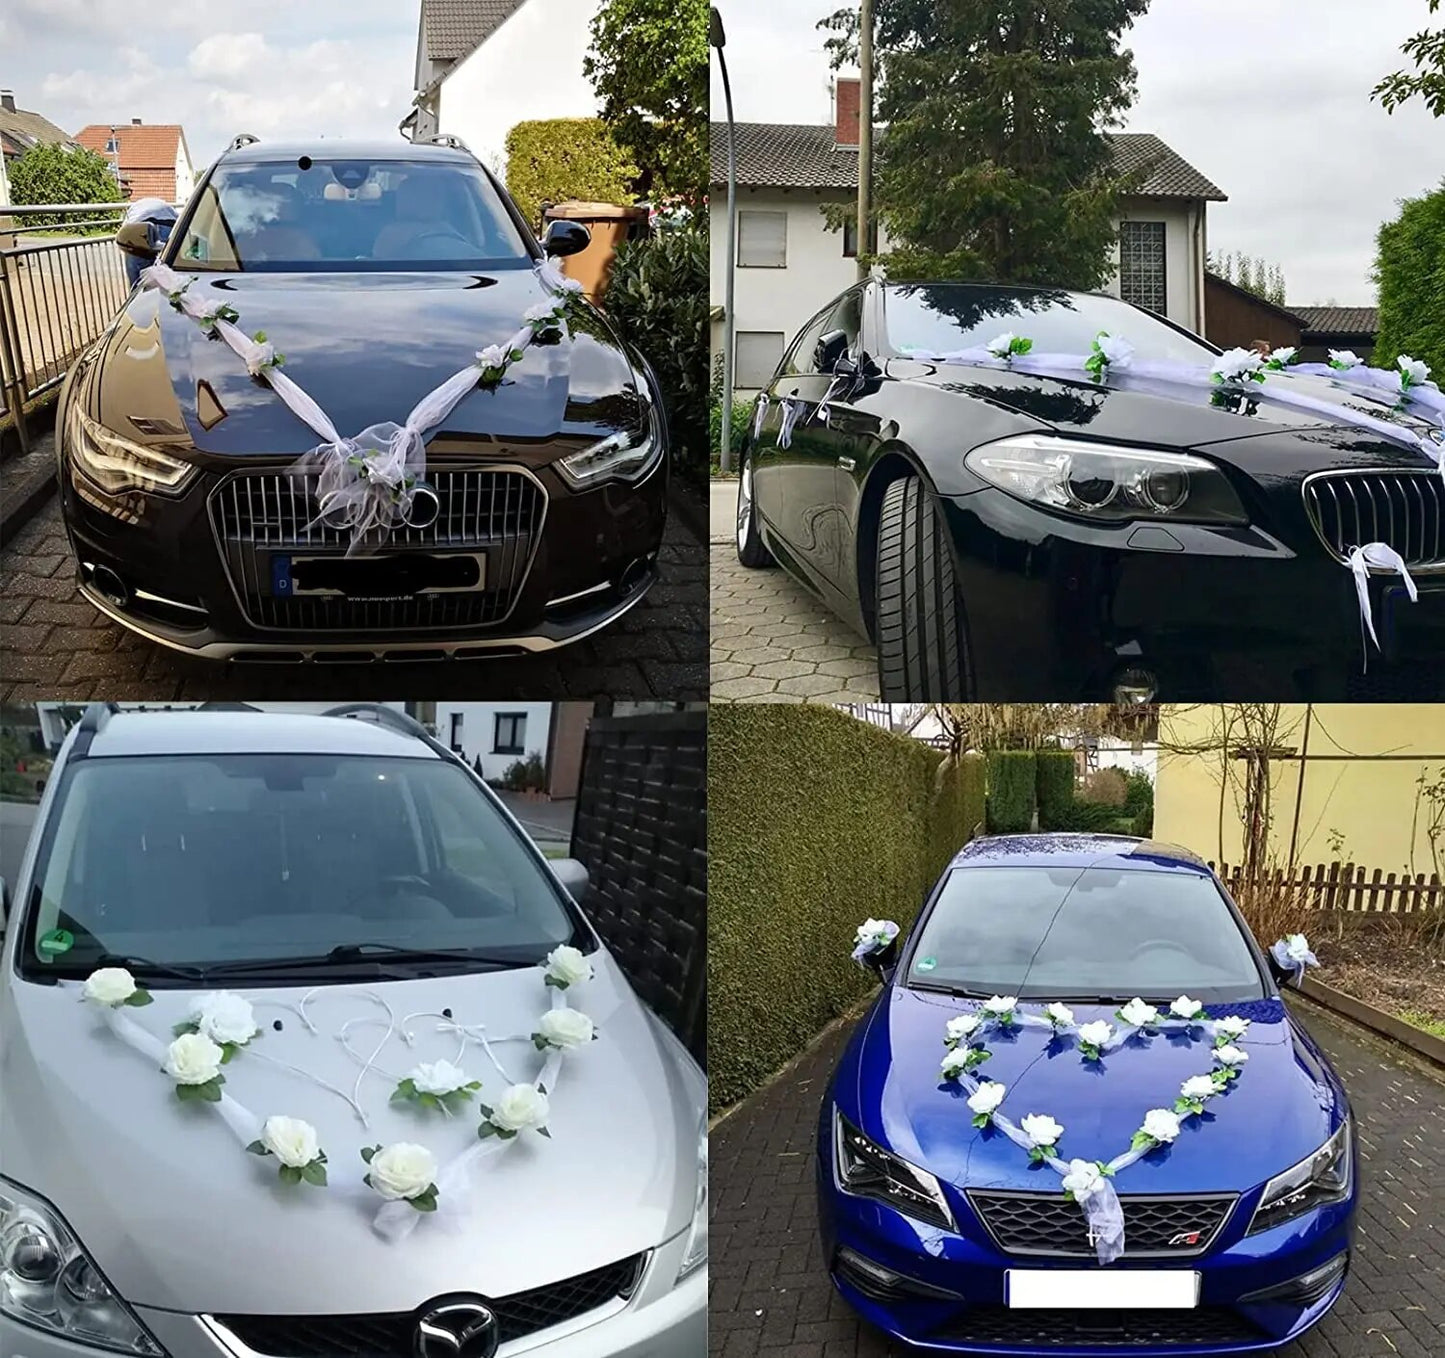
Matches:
[[1, 91, 16, 114], [833, 76, 860, 148], [131, 117, 142, 125]]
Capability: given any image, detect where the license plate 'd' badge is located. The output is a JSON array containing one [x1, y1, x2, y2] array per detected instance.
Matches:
[[1006, 1269, 1199, 1309]]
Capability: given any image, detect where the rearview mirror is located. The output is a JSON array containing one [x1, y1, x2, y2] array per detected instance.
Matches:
[[542, 219, 590, 258], [551, 856, 590, 901], [114, 220, 158, 260]]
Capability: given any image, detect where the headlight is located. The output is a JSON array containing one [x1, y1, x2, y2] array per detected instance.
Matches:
[[66, 403, 197, 496], [557, 388, 664, 490], [833, 1110, 955, 1231], [677, 1122, 708, 1280], [964, 434, 1248, 525], [1248, 1120, 1352, 1235], [0, 1178, 162, 1353]]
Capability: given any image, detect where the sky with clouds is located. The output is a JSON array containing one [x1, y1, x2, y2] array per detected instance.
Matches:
[[710, 0, 1443, 305]]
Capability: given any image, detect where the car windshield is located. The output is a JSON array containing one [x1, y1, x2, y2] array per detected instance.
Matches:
[[172, 159, 531, 272], [906, 865, 1267, 1003], [19, 753, 578, 982], [883, 284, 1218, 364]]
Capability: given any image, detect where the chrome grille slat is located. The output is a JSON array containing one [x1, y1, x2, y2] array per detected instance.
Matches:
[[1303, 470, 1445, 572]]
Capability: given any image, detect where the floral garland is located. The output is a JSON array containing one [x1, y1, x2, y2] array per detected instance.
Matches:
[[138, 258, 586, 553], [79, 943, 595, 1239], [850, 921, 1320, 1263]]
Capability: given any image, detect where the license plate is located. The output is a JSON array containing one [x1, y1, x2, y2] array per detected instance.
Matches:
[[270, 553, 486, 600], [1006, 1269, 1199, 1309]]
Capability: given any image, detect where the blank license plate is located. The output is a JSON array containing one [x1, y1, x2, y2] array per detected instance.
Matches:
[[271, 552, 486, 599], [1007, 1270, 1199, 1309]]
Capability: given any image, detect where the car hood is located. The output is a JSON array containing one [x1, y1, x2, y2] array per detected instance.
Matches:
[[0, 956, 702, 1313], [88, 267, 641, 459], [850, 990, 1342, 1196], [893, 359, 1444, 475]]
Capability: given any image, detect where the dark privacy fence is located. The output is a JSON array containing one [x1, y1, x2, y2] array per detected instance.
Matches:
[[569, 710, 707, 1065]]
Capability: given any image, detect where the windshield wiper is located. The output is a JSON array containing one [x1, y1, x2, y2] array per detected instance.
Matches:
[[195, 943, 531, 979], [908, 980, 994, 998], [90, 953, 210, 982]]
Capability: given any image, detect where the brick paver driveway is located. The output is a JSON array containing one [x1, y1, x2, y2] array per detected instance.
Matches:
[[0, 475, 707, 701], [710, 480, 880, 703], [711, 1000, 1445, 1358]]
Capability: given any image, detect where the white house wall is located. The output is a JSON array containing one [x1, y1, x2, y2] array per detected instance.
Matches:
[[435, 702, 553, 779], [435, 0, 600, 176], [174, 142, 195, 202], [1102, 197, 1203, 336]]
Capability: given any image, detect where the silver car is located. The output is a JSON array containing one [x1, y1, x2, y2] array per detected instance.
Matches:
[[0, 704, 707, 1357]]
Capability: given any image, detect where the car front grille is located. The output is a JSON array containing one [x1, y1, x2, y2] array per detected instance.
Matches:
[[212, 1253, 645, 1356], [209, 467, 546, 632], [967, 1190, 1236, 1259], [1303, 470, 1445, 570], [942, 1306, 1266, 1348]]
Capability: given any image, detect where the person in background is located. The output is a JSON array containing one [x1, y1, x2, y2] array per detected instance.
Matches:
[[116, 197, 177, 287]]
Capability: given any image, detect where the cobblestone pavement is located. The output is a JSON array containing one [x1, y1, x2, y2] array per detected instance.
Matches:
[[709, 480, 880, 703], [0, 487, 707, 701], [711, 999, 1445, 1358]]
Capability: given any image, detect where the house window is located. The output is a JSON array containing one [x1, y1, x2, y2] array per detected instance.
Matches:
[[493, 712, 526, 755], [735, 331, 785, 388], [105, 136, 119, 154], [1119, 221, 1167, 315], [737, 210, 787, 268], [842, 217, 878, 258], [448, 712, 464, 751]]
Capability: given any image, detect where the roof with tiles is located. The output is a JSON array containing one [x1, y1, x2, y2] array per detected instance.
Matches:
[[422, 0, 528, 62]]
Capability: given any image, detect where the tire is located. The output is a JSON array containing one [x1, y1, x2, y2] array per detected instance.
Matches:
[[875, 474, 969, 699], [735, 451, 774, 568]]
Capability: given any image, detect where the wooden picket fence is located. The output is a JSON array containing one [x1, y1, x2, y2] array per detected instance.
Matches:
[[1212, 861, 1444, 915]]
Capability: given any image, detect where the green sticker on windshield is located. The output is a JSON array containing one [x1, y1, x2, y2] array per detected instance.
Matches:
[[916, 955, 937, 972], [39, 929, 74, 957]]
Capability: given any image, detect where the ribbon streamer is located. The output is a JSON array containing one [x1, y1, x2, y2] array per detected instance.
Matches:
[[1348, 543, 1417, 669]]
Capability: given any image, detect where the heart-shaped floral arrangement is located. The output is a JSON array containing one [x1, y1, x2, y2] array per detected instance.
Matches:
[[79, 945, 597, 1243], [851, 921, 1320, 1262]]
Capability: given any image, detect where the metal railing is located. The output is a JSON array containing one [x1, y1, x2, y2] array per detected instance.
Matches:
[[0, 202, 143, 450]]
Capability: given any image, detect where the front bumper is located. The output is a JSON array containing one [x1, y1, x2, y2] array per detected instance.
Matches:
[[939, 488, 1445, 700]]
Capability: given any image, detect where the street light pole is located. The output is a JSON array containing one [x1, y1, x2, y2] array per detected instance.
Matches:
[[710, 6, 737, 475], [856, 0, 873, 283]]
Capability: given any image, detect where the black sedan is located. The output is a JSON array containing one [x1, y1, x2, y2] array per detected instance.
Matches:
[[735, 280, 1445, 699], [57, 137, 666, 661]]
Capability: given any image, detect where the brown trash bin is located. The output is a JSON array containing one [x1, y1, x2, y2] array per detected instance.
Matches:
[[543, 201, 649, 304]]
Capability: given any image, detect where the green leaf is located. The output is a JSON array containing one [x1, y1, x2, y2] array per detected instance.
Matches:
[[497, 1126, 518, 1140], [544, 974, 562, 989], [465, 1082, 481, 1092], [971, 1113, 988, 1129], [247, 1140, 270, 1156], [1130, 1131, 1155, 1151], [279, 1164, 302, 1185], [301, 1160, 328, 1187], [537, 1125, 551, 1140], [176, 1083, 198, 1102], [125, 990, 154, 1006], [533, 1034, 550, 1051], [361, 1145, 377, 1163], [410, 1188, 438, 1212], [477, 1103, 493, 1119], [173, 1020, 198, 1036], [477, 1122, 497, 1140], [220, 1045, 235, 1065], [419, 1093, 440, 1111], [199, 1079, 223, 1102]]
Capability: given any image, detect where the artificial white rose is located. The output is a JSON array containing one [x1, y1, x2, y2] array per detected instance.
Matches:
[[966, 1081, 1006, 1117], [940, 1048, 971, 1080], [1398, 355, 1431, 387], [544, 944, 594, 989], [524, 301, 559, 324], [983, 995, 1018, 1016], [1170, 995, 1203, 1020], [410, 1060, 471, 1096], [367, 1143, 437, 1201], [986, 332, 1017, 357], [1212, 348, 1264, 382], [1096, 334, 1134, 368], [1077, 1020, 1113, 1048], [1267, 346, 1297, 366], [538, 1007, 595, 1049], [262, 1116, 320, 1168], [1061, 1159, 1104, 1202], [476, 344, 509, 371], [164, 1032, 224, 1086], [490, 1083, 550, 1133], [1284, 934, 1312, 964], [1118, 998, 1159, 1028], [945, 1014, 982, 1044], [1215, 1015, 1250, 1038], [1328, 349, 1362, 369], [1180, 1075, 1217, 1101], [1214, 1044, 1248, 1067], [1045, 1002, 1075, 1027], [1019, 1113, 1063, 1149], [189, 991, 258, 1046], [1141, 1108, 1181, 1144], [83, 967, 137, 1006]]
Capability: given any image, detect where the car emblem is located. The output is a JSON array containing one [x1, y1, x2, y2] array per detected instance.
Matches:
[[1167, 1229, 1205, 1247], [414, 1297, 499, 1358]]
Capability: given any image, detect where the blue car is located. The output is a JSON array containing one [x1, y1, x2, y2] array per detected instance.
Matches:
[[817, 834, 1357, 1355]]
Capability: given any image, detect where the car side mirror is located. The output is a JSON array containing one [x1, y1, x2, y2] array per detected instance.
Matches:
[[542, 219, 590, 258], [815, 329, 849, 374], [1266, 952, 1295, 988], [552, 856, 590, 901], [862, 937, 898, 985], [115, 220, 158, 260]]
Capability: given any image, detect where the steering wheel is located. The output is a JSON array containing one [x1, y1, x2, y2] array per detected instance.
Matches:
[[393, 225, 476, 259]]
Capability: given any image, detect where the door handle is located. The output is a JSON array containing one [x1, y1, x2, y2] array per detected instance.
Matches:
[[837, 456, 857, 472]]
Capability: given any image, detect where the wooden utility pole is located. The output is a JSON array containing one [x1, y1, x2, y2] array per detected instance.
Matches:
[[856, 0, 873, 281]]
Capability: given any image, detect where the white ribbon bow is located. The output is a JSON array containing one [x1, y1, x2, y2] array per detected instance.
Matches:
[[1348, 542, 1418, 668]]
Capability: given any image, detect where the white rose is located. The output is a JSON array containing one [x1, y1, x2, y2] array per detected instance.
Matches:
[[1215, 1015, 1250, 1038], [523, 301, 559, 324], [490, 1083, 550, 1133], [1267, 346, 1297, 366], [983, 995, 1018, 1016], [1077, 1020, 1113, 1048], [411, 1060, 470, 1096], [1181, 1075, 1217, 1102], [940, 1048, 971, 1080], [1212, 347, 1264, 382], [1329, 349, 1362, 369], [1061, 1159, 1104, 1201], [262, 1115, 320, 1168], [367, 1143, 437, 1201], [945, 1014, 981, 1043], [1045, 1002, 1075, 1027], [189, 992, 258, 1046], [476, 343, 509, 370], [1214, 1044, 1248, 1067], [986, 332, 1017, 357], [83, 967, 137, 1006], [544, 944, 593, 989], [164, 1032, 224, 1086], [1141, 1109, 1181, 1144], [1284, 934, 1312, 964], [1119, 998, 1159, 1028], [1019, 1114, 1063, 1149], [538, 1007, 595, 1049], [1399, 355, 1431, 387], [966, 1081, 1006, 1117], [1170, 995, 1202, 1020], [1096, 334, 1134, 368]]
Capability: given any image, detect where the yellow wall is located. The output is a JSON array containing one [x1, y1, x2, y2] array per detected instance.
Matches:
[[1154, 705, 1445, 877]]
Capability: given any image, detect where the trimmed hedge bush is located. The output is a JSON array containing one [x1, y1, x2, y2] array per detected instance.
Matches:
[[503, 118, 637, 228], [709, 706, 984, 1110], [1035, 749, 1075, 830], [1373, 181, 1445, 378], [986, 750, 1037, 832]]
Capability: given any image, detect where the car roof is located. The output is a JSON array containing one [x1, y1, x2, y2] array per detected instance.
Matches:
[[71, 710, 441, 760], [949, 833, 1210, 874], [218, 139, 474, 167]]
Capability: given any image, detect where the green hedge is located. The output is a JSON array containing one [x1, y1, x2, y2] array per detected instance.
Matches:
[[986, 750, 1037, 832], [1373, 181, 1445, 378], [503, 118, 638, 228], [709, 706, 983, 1110], [1035, 749, 1075, 830]]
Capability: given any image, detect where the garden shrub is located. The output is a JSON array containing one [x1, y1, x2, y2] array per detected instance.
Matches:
[[1373, 181, 1445, 377], [504, 119, 637, 229], [1052, 799, 1129, 833], [7, 143, 119, 231], [1035, 749, 1076, 830], [1083, 766, 1128, 806], [986, 750, 1037, 832]]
